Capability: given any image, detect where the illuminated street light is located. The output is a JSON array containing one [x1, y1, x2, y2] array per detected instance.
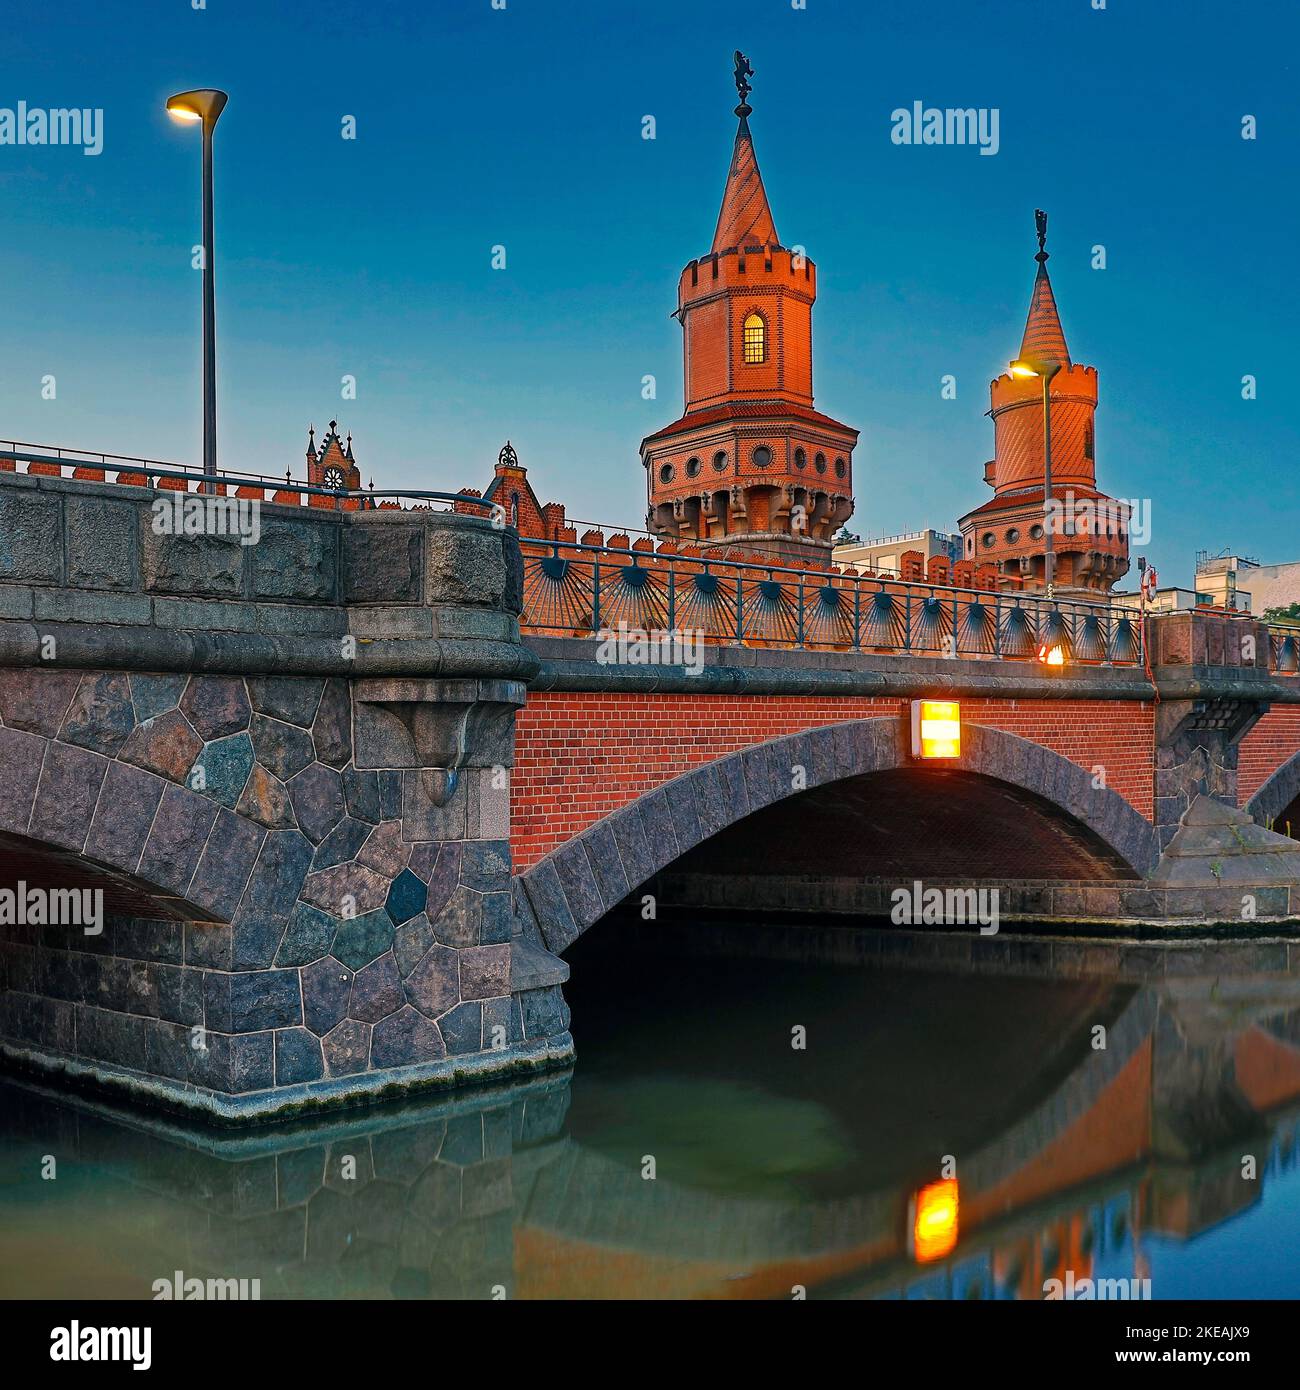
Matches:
[[910, 699, 961, 759], [911, 1178, 959, 1262], [1009, 350, 1063, 601], [166, 88, 228, 489]]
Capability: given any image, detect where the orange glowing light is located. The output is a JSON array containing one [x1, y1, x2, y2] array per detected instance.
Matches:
[[1037, 643, 1066, 666], [912, 1178, 959, 1262], [910, 699, 960, 759]]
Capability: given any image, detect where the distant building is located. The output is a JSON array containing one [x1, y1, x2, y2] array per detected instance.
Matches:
[[456, 442, 569, 540], [833, 528, 960, 576], [1195, 550, 1300, 615], [1113, 586, 1216, 615]]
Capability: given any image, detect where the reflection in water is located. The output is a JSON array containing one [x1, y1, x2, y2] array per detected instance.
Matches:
[[2, 926, 1300, 1300]]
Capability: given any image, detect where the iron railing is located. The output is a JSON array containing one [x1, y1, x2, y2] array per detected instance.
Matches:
[[520, 537, 1144, 665], [1267, 624, 1300, 674]]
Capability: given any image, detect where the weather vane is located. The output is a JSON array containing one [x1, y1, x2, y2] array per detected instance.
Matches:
[[733, 51, 754, 117], [1035, 208, 1049, 263]]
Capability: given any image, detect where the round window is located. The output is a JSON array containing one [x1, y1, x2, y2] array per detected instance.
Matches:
[[752, 445, 772, 468], [659, 463, 674, 485], [794, 448, 807, 470], [814, 453, 827, 474], [834, 457, 847, 479], [712, 451, 728, 471], [1006, 527, 1020, 544], [1029, 523, 1044, 540], [685, 456, 701, 478], [982, 532, 996, 548]]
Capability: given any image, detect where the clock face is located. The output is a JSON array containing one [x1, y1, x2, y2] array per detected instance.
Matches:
[[323, 467, 345, 490]]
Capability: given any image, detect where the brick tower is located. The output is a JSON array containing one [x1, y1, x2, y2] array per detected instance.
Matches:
[[959, 214, 1129, 595], [640, 53, 857, 568]]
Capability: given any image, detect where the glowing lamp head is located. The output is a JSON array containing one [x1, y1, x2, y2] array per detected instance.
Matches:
[[910, 699, 961, 760], [1037, 643, 1066, 667], [165, 89, 228, 129], [1009, 358, 1039, 379], [911, 1178, 959, 1263]]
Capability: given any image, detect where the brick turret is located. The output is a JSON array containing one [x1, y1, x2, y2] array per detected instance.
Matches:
[[641, 55, 857, 568], [959, 215, 1130, 595]]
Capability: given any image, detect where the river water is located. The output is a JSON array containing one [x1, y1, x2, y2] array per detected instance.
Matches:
[[2, 924, 1298, 1299]]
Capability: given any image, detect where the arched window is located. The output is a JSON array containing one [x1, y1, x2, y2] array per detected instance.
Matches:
[[742, 312, 767, 364], [1084, 422, 1095, 461], [510, 491, 520, 528]]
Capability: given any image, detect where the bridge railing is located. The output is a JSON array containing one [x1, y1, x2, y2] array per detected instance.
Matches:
[[519, 536, 1144, 665], [1267, 624, 1300, 675], [0, 440, 496, 516]]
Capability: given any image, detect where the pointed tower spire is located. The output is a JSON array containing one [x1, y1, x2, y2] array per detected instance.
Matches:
[[712, 52, 778, 252], [1018, 209, 1071, 367], [306, 423, 316, 461]]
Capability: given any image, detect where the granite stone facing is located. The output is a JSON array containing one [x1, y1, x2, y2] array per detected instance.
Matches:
[[59, 672, 136, 755], [0, 497, 556, 1116]]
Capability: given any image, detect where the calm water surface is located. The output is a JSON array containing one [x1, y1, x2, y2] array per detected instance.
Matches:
[[2, 925, 1299, 1299]]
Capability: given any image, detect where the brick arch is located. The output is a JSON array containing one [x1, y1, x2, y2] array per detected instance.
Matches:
[[1245, 749, 1300, 833], [518, 717, 1160, 952]]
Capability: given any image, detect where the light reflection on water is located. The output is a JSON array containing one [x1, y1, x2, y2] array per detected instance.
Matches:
[[2, 925, 1299, 1300]]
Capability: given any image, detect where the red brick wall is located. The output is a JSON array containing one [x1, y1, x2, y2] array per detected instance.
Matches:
[[511, 693, 1155, 871], [1238, 706, 1300, 805]]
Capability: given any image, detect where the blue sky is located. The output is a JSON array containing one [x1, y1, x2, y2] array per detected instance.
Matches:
[[0, 0, 1296, 585]]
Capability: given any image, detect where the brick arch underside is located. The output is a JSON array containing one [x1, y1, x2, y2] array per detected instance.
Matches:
[[518, 718, 1159, 952], [1246, 749, 1300, 835], [0, 829, 219, 922]]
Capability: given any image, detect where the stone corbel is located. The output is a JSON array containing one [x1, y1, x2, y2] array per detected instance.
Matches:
[[729, 484, 748, 524], [354, 677, 526, 806]]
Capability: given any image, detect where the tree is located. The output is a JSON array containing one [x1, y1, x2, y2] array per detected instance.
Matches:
[[832, 528, 862, 547], [1263, 603, 1300, 626]]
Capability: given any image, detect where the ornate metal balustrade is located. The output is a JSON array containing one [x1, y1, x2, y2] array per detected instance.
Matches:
[[1268, 625, 1300, 675], [520, 537, 1146, 666]]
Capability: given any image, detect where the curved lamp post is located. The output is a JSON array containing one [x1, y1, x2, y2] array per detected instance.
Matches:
[[166, 89, 228, 488], [1009, 353, 1063, 600]]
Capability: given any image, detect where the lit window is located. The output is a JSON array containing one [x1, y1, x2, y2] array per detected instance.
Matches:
[[742, 312, 767, 364]]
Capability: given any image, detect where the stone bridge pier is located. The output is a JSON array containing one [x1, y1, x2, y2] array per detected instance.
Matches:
[[0, 473, 570, 1120]]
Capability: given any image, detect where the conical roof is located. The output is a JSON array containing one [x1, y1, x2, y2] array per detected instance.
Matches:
[[711, 113, 778, 252]]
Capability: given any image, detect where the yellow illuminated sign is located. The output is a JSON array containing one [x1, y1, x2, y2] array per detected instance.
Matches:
[[912, 1177, 959, 1263], [910, 699, 960, 759]]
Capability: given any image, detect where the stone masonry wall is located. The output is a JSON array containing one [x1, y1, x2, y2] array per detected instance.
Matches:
[[0, 669, 550, 1100]]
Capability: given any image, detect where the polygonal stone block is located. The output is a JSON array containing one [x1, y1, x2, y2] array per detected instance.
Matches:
[[181, 676, 252, 741]]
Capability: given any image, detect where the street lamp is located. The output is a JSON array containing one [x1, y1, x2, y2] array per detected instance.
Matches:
[[1009, 352, 1062, 599], [166, 89, 228, 489]]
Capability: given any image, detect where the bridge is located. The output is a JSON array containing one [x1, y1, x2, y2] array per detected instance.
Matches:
[[1, 453, 1299, 1118]]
